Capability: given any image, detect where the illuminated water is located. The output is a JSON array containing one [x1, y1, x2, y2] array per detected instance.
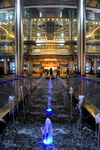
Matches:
[[42, 118, 53, 146], [0, 76, 99, 149]]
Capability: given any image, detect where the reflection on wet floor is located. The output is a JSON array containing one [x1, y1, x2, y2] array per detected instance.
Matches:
[[65, 76, 100, 110], [0, 77, 36, 109], [0, 76, 38, 119]]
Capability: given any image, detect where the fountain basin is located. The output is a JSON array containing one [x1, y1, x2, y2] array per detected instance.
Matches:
[[68, 87, 100, 130]]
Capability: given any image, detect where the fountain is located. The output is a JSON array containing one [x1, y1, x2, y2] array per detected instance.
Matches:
[[77, 95, 84, 138], [48, 78, 52, 94], [48, 88, 52, 94], [48, 77, 52, 89], [18, 85, 25, 118], [46, 77, 53, 114], [47, 97, 51, 108], [18, 85, 23, 99], [8, 96, 15, 137], [69, 87, 73, 118], [27, 84, 30, 97], [42, 118, 53, 146], [8, 96, 15, 116], [46, 96, 53, 115], [95, 113, 100, 148], [0, 76, 99, 149]]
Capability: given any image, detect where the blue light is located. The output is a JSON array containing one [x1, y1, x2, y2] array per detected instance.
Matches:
[[48, 96, 53, 100], [48, 89, 52, 93], [47, 108, 52, 112], [49, 84, 52, 88], [43, 137, 53, 145], [45, 107, 54, 115]]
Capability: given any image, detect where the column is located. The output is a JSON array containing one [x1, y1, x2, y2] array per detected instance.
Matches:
[[4, 58, 8, 75], [29, 12, 32, 41], [27, 61, 33, 75], [69, 10, 74, 41], [15, 0, 23, 76], [69, 10, 74, 53], [68, 60, 74, 75], [26, 11, 32, 41], [77, 0, 86, 75], [93, 57, 97, 74]]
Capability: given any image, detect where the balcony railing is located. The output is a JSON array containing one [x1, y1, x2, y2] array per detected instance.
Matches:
[[86, 49, 100, 53], [0, 50, 14, 54], [24, 49, 77, 55], [0, 48, 100, 55]]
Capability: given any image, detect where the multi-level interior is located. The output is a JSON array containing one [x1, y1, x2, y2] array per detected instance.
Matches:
[[0, 0, 100, 75]]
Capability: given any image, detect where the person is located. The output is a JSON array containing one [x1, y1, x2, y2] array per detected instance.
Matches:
[[66, 68, 69, 77], [43, 69, 45, 74], [90, 67, 92, 74], [56, 69, 60, 77], [50, 68, 53, 76], [40, 70, 42, 76], [74, 67, 77, 75], [46, 69, 49, 76]]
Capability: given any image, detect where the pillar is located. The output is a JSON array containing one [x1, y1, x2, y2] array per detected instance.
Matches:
[[77, 0, 86, 75], [68, 60, 74, 75], [4, 58, 8, 75], [69, 10, 74, 41], [26, 11, 32, 41], [29, 12, 32, 41], [27, 61, 33, 75], [93, 57, 97, 74], [15, 0, 23, 76]]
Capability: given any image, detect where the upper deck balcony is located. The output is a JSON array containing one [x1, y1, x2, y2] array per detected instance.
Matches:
[[0, 41, 100, 56]]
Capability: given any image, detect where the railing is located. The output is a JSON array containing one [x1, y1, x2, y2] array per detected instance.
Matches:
[[86, 49, 100, 53], [0, 48, 100, 55], [0, 50, 14, 54], [0, 49, 77, 54], [25, 49, 77, 55]]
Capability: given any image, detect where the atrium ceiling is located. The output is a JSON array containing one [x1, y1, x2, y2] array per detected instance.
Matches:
[[0, 0, 100, 8]]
